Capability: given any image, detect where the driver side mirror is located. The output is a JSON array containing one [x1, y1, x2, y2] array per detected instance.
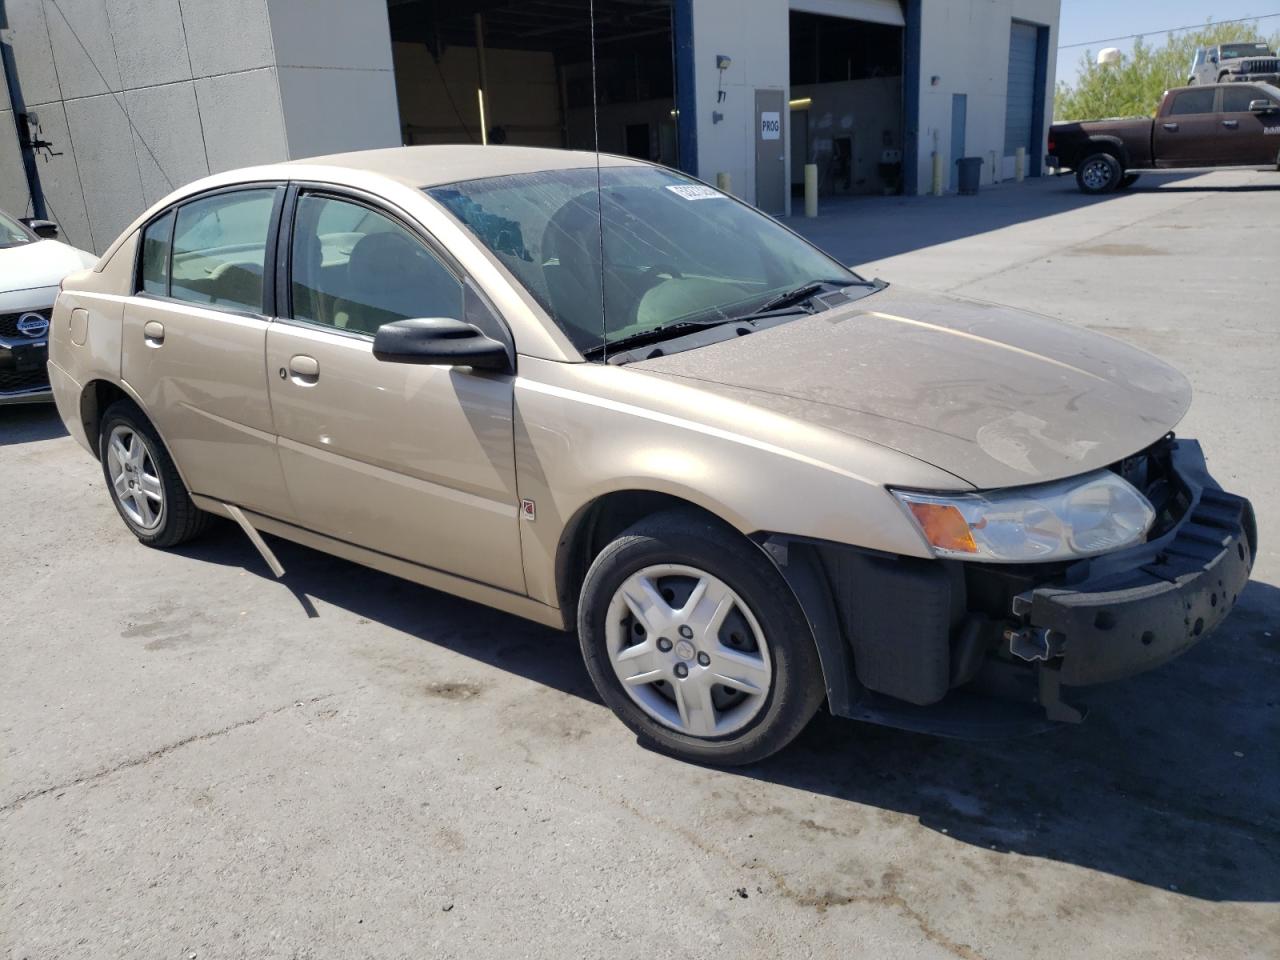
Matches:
[[372, 317, 510, 371], [20, 217, 59, 239], [1248, 99, 1277, 113]]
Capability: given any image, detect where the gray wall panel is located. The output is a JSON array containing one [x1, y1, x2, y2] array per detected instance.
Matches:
[[106, 0, 191, 89], [124, 80, 209, 204], [45, 0, 122, 99], [194, 67, 286, 173], [179, 0, 274, 77], [64, 92, 145, 248]]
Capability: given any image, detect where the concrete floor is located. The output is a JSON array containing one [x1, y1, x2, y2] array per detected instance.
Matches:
[[3, 169, 1278, 959]]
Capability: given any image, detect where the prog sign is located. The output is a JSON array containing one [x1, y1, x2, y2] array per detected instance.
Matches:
[[759, 111, 781, 140]]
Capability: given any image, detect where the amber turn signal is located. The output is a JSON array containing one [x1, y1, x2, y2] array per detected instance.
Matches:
[[905, 502, 977, 553]]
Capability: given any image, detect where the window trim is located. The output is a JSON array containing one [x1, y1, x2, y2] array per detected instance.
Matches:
[[131, 181, 287, 321], [274, 181, 515, 358]]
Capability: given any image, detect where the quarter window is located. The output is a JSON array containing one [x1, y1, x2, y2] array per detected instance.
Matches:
[[289, 194, 462, 335], [139, 211, 173, 296], [170, 188, 277, 314], [1168, 88, 1216, 115]]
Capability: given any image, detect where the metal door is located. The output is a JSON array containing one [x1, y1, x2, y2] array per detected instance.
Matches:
[[950, 94, 968, 190], [754, 89, 786, 215]]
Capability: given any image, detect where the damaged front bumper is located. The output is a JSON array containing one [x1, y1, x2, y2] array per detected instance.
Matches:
[[767, 438, 1256, 738]]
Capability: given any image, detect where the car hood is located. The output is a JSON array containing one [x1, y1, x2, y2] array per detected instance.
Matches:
[[0, 239, 98, 295], [632, 287, 1191, 489]]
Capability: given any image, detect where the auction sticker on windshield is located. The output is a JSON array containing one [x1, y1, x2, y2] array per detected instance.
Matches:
[[666, 184, 724, 200]]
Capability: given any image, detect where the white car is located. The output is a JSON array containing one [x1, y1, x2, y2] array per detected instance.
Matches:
[[0, 210, 98, 404]]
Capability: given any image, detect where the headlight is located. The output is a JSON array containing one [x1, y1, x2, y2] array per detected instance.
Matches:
[[893, 470, 1155, 563]]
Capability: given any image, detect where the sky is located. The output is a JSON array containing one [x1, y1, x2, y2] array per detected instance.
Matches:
[[1056, 1, 1280, 87]]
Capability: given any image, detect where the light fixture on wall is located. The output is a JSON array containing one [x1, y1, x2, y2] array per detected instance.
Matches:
[[716, 55, 731, 71], [788, 97, 811, 109]]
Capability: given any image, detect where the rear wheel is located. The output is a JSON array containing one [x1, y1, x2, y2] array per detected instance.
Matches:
[[1076, 153, 1123, 194], [577, 510, 824, 766], [99, 400, 210, 547]]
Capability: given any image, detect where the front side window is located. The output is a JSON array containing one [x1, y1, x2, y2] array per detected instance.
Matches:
[[139, 211, 173, 295], [427, 165, 861, 354], [1169, 89, 1216, 116], [289, 193, 462, 335], [171, 188, 277, 314], [1222, 85, 1271, 113]]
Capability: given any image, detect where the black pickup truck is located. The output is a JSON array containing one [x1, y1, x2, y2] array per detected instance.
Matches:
[[1050, 82, 1280, 193]]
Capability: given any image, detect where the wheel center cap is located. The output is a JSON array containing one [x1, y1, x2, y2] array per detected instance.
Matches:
[[674, 639, 696, 661]]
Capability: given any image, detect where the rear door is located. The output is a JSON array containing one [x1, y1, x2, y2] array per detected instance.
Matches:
[[1153, 87, 1221, 166], [1216, 85, 1280, 165], [264, 187, 524, 593], [121, 185, 295, 519]]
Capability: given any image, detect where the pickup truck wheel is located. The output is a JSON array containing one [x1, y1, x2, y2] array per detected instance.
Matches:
[[577, 510, 824, 766], [99, 400, 211, 548], [1076, 153, 1123, 194], [1118, 173, 1141, 189]]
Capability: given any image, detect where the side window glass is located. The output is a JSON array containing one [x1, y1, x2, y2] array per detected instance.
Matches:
[[139, 210, 173, 295], [171, 188, 277, 314], [290, 194, 462, 335], [1169, 89, 1216, 116], [1222, 86, 1264, 113]]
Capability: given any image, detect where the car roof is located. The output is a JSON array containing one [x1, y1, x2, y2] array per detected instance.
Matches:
[[284, 144, 645, 189]]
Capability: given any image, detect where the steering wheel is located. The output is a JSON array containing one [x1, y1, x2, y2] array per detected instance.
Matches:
[[643, 263, 684, 281]]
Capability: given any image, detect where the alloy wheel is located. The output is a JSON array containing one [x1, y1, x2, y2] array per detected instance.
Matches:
[[106, 424, 165, 530], [605, 564, 773, 738]]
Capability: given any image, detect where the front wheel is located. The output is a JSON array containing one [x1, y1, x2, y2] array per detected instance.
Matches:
[[1076, 153, 1123, 194], [577, 510, 825, 766]]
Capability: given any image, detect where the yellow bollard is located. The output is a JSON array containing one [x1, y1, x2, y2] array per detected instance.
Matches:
[[932, 152, 943, 196], [804, 163, 818, 217], [716, 172, 732, 195]]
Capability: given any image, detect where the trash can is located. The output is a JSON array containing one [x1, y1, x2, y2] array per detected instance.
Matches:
[[955, 156, 983, 195]]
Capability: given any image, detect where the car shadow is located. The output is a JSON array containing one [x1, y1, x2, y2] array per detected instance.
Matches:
[[180, 522, 1278, 903], [783, 172, 1206, 266], [0, 403, 67, 445]]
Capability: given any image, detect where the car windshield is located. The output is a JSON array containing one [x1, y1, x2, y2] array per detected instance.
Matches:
[[1220, 43, 1273, 58], [426, 165, 863, 354], [0, 210, 33, 248]]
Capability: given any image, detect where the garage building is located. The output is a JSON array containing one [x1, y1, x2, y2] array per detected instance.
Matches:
[[0, 0, 1059, 251]]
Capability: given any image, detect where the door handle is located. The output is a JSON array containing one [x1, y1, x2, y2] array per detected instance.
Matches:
[[143, 320, 164, 346], [282, 354, 319, 385], [1222, 119, 1239, 128], [1162, 122, 1179, 132]]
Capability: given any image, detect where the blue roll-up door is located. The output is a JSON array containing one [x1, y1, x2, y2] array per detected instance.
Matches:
[[1004, 22, 1037, 157]]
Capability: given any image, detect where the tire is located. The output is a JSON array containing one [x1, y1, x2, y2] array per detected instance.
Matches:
[[99, 399, 210, 548], [577, 509, 825, 766], [1076, 153, 1123, 194], [1118, 173, 1141, 189]]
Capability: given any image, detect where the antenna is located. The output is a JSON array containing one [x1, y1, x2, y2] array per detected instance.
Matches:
[[588, 0, 607, 361]]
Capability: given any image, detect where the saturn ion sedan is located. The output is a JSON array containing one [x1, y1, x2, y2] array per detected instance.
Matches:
[[48, 145, 1255, 764]]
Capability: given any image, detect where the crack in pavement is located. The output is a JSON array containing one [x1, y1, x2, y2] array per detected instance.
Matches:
[[0, 693, 336, 814]]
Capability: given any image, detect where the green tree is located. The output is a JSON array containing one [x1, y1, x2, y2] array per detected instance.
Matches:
[[1055, 21, 1280, 121]]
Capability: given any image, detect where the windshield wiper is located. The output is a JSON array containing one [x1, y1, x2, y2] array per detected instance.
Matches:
[[582, 316, 736, 359]]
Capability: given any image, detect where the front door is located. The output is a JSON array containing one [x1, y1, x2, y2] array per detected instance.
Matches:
[[1217, 85, 1280, 165], [121, 185, 295, 520], [265, 189, 524, 593], [1153, 87, 1222, 167], [754, 89, 786, 215]]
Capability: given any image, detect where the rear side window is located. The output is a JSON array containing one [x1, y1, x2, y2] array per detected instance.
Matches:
[[171, 189, 277, 314], [1169, 89, 1216, 115], [139, 211, 173, 295], [288, 193, 462, 335]]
